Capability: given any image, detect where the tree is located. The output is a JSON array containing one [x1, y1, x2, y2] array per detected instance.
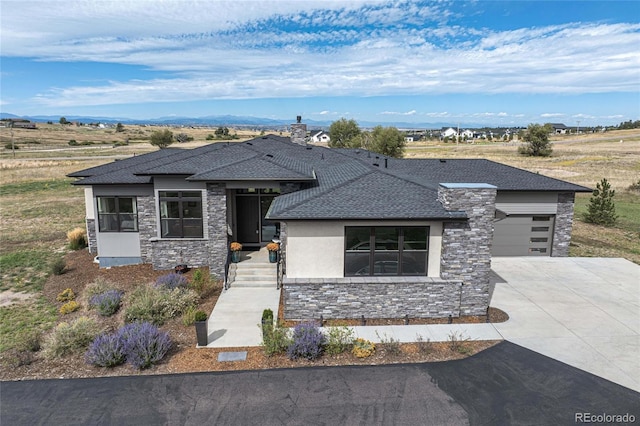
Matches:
[[328, 118, 361, 148], [150, 129, 174, 149], [368, 126, 406, 158], [59, 117, 69, 125], [584, 178, 618, 226], [518, 123, 553, 157], [175, 133, 192, 143], [116, 122, 125, 132]]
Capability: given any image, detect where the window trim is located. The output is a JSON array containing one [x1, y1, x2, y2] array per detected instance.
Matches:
[[344, 226, 429, 277], [158, 190, 204, 239], [96, 196, 138, 233]]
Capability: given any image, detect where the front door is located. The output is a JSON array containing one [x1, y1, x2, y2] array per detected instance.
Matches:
[[236, 196, 260, 244], [235, 188, 280, 246]]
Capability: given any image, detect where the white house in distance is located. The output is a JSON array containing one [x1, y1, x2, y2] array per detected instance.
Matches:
[[310, 130, 330, 143]]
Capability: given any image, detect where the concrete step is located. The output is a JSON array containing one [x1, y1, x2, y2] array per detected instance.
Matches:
[[233, 268, 277, 275], [231, 280, 277, 288], [231, 274, 276, 281]]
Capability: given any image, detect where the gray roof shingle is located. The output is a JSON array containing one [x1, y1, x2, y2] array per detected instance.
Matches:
[[69, 135, 591, 220]]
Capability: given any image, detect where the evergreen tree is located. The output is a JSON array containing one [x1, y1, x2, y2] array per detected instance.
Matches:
[[584, 178, 618, 226]]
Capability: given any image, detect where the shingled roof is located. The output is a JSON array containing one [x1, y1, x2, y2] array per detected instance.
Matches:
[[69, 134, 590, 220]]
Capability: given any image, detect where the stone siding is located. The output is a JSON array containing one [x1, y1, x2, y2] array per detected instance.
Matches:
[[290, 123, 307, 145], [283, 277, 463, 320], [438, 184, 496, 316], [86, 219, 97, 254], [136, 187, 229, 277], [552, 192, 575, 257]]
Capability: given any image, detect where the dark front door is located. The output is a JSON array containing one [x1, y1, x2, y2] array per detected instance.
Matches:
[[236, 196, 260, 244]]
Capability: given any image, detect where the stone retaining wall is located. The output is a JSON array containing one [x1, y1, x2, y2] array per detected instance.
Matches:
[[283, 277, 463, 320]]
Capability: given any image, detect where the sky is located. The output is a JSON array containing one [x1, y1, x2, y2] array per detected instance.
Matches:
[[1, 0, 639, 127]]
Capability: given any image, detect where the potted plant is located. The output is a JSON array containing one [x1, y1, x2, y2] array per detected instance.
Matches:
[[266, 242, 279, 263], [194, 310, 208, 346], [230, 242, 242, 263]]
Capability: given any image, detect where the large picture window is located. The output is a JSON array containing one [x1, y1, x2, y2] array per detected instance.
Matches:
[[159, 191, 203, 238], [97, 197, 138, 232], [345, 226, 428, 276]]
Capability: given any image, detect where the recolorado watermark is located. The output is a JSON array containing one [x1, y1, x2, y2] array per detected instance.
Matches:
[[575, 412, 636, 423]]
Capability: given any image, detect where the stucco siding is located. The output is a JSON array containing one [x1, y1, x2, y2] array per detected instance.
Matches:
[[285, 220, 443, 279]]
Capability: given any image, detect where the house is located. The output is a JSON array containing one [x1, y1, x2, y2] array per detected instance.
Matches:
[[460, 129, 474, 140], [404, 133, 421, 143], [310, 130, 330, 143], [441, 127, 457, 139], [549, 123, 568, 134], [69, 119, 591, 321]]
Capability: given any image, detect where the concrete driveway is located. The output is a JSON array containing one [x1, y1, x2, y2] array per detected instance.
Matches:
[[491, 257, 640, 392]]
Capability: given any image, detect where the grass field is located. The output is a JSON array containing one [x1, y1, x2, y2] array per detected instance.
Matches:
[[0, 126, 638, 353]]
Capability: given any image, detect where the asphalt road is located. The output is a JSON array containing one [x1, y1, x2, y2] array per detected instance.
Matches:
[[1, 342, 638, 425]]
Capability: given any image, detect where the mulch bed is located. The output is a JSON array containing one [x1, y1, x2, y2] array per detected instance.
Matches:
[[1, 250, 504, 381]]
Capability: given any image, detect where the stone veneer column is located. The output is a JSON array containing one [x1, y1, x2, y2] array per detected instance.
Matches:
[[86, 219, 97, 254], [551, 192, 575, 257], [137, 195, 157, 263], [438, 183, 497, 316], [206, 184, 228, 279]]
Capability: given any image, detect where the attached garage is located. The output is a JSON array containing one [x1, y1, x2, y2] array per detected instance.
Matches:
[[492, 215, 555, 256]]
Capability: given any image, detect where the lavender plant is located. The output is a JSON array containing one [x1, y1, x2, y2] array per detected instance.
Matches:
[[287, 322, 325, 361], [85, 333, 126, 367], [90, 289, 123, 316], [154, 273, 188, 290], [121, 322, 172, 370]]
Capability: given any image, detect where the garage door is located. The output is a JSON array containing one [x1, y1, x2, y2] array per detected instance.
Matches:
[[492, 215, 554, 256]]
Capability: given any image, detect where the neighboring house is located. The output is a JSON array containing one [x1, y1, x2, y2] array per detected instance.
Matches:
[[441, 127, 457, 139], [550, 123, 568, 134], [404, 134, 421, 143], [310, 130, 330, 143], [460, 129, 474, 139], [69, 119, 591, 321]]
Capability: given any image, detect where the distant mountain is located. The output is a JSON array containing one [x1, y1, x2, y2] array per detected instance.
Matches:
[[0, 112, 496, 130]]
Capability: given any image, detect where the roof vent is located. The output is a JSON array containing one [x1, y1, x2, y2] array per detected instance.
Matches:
[[306, 146, 312, 150], [321, 153, 324, 160], [265, 154, 273, 158], [439, 159, 446, 163], [384, 158, 388, 168], [246, 142, 253, 145], [373, 163, 379, 167]]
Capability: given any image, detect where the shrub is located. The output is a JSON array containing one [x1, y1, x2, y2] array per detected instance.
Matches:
[[628, 180, 640, 193], [182, 306, 197, 326], [154, 273, 188, 290], [90, 289, 123, 316], [43, 317, 102, 359], [56, 288, 75, 302], [67, 227, 88, 250], [262, 308, 274, 324], [189, 269, 214, 298], [51, 258, 66, 275], [194, 310, 207, 322], [59, 300, 80, 315], [352, 338, 375, 358], [447, 331, 471, 354], [415, 334, 433, 355], [261, 322, 291, 356], [376, 331, 402, 356], [84, 278, 117, 300], [4, 143, 18, 150], [287, 322, 325, 361], [85, 333, 127, 367], [124, 285, 198, 325], [325, 325, 355, 355], [120, 322, 172, 369], [68, 139, 78, 146]]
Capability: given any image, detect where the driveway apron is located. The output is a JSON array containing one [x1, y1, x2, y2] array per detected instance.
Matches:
[[490, 257, 640, 392]]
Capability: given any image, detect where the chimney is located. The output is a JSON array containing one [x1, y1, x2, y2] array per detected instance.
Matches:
[[290, 115, 307, 146]]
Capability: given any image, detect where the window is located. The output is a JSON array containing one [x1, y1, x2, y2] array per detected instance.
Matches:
[[345, 226, 428, 276], [97, 197, 138, 232], [159, 191, 203, 238]]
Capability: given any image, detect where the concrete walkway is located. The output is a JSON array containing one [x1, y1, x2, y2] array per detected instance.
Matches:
[[491, 257, 640, 392], [205, 254, 639, 392]]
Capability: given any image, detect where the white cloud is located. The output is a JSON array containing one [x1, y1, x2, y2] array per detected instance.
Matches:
[[1, 1, 639, 109], [540, 113, 566, 118]]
